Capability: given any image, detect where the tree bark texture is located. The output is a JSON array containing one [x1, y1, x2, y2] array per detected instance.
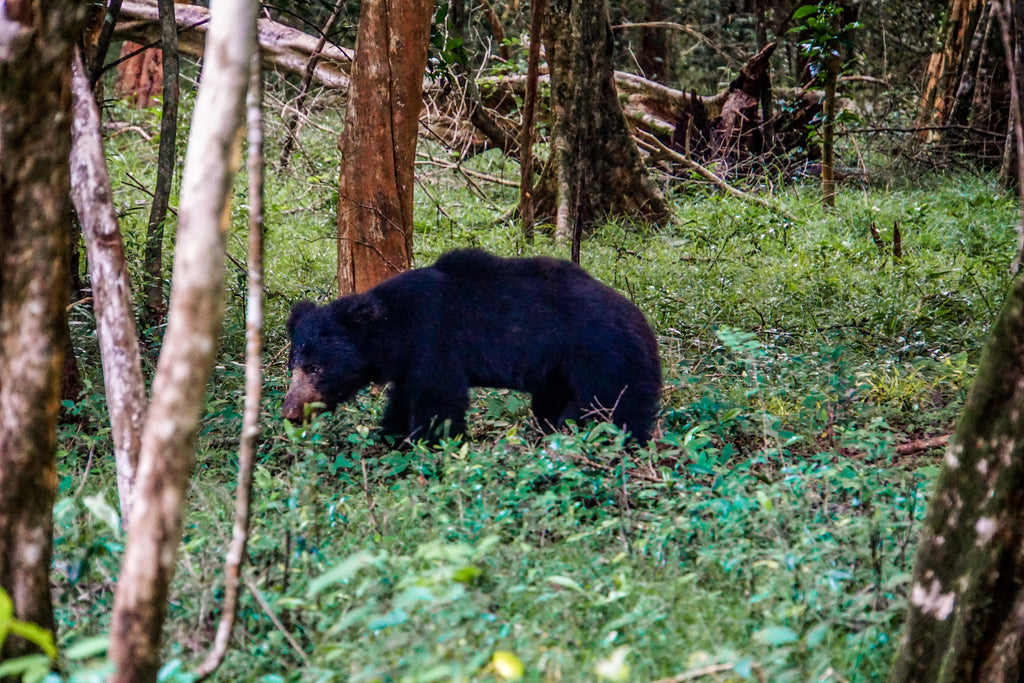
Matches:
[[335, 0, 433, 294], [0, 0, 81, 660], [115, 41, 163, 108], [107, 0, 257, 678], [69, 49, 146, 524], [540, 0, 668, 240], [918, 0, 986, 136], [890, 269, 1024, 681], [636, 0, 670, 83]]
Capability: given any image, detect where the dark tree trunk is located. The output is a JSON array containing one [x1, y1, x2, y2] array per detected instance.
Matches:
[[140, 0, 182, 334], [336, 0, 433, 293], [0, 0, 83, 662], [636, 0, 670, 83], [539, 0, 668, 240]]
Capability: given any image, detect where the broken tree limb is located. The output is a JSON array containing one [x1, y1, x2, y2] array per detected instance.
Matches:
[[113, 0, 352, 89], [636, 129, 800, 224]]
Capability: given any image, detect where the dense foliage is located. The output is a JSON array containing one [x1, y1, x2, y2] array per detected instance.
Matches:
[[49, 47, 1018, 683]]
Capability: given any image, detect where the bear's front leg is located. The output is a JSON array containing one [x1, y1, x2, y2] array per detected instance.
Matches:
[[408, 383, 470, 444], [380, 383, 413, 439]]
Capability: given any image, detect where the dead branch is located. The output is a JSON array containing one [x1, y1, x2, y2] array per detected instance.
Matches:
[[636, 129, 800, 223], [895, 434, 951, 456], [114, 0, 352, 89]]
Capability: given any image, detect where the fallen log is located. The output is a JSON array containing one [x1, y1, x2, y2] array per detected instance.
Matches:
[[113, 0, 352, 90]]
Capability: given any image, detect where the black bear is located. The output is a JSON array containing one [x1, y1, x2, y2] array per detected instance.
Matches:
[[282, 249, 661, 442]]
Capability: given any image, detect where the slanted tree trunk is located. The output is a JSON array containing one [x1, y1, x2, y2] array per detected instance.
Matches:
[[0, 0, 82, 661], [194, 51, 265, 680], [336, 0, 433, 294], [889, 267, 1024, 681], [539, 0, 668, 240], [107, 0, 257, 678], [70, 49, 147, 523]]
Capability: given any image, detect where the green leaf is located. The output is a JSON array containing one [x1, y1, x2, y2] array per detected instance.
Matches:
[[806, 623, 828, 649], [63, 635, 110, 661], [83, 494, 122, 536], [307, 550, 384, 597], [546, 576, 587, 594], [0, 654, 52, 681], [453, 565, 483, 584], [9, 620, 57, 659], [753, 625, 800, 646], [793, 5, 820, 19]]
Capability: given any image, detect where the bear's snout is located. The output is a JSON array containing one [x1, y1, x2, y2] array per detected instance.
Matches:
[[282, 368, 325, 422]]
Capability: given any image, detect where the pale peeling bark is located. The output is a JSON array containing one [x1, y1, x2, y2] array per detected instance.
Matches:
[[336, 0, 433, 294], [0, 0, 81, 660], [69, 49, 146, 524], [108, 0, 257, 679], [542, 0, 668, 240], [194, 51, 264, 681], [891, 271, 1024, 681]]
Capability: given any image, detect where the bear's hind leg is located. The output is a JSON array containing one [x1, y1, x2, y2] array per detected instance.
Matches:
[[530, 381, 572, 433]]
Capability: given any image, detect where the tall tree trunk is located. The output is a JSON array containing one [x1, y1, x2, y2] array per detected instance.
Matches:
[[0, 0, 82, 661], [540, 0, 668, 240], [891, 4, 1024, 664], [108, 0, 257, 678], [336, 0, 433, 294], [194, 51, 265, 680], [141, 0, 182, 333], [70, 49, 147, 523]]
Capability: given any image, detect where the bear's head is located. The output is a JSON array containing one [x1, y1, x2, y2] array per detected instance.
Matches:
[[282, 297, 379, 422]]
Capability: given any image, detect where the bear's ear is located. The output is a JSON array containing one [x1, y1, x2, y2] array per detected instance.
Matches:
[[347, 296, 382, 326], [287, 300, 317, 335]]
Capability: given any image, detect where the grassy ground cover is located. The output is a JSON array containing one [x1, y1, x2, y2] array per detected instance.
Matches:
[[52, 94, 1020, 681]]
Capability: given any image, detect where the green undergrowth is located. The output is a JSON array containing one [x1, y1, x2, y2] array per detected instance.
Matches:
[[49, 91, 1020, 681]]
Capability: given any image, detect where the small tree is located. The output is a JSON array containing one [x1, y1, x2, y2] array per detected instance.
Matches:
[[791, 1, 860, 208], [107, 0, 258, 677]]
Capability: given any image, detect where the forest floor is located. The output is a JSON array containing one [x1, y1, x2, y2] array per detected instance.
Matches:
[[52, 98, 1021, 681]]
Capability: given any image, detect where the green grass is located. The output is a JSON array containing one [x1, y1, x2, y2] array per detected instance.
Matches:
[[51, 91, 1020, 681]]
